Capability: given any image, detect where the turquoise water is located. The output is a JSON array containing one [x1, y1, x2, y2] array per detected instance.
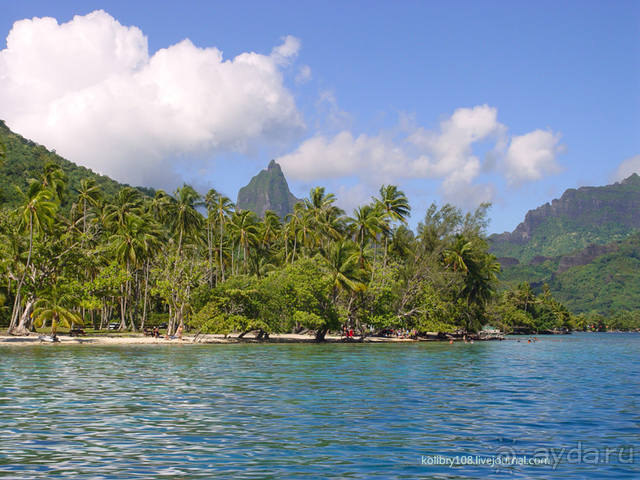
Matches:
[[0, 333, 638, 479]]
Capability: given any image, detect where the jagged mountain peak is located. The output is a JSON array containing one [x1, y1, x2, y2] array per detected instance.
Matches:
[[236, 160, 300, 218]]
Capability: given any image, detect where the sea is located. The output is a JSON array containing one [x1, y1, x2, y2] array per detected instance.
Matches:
[[0, 332, 638, 479]]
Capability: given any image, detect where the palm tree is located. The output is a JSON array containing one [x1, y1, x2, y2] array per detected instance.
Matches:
[[33, 286, 82, 337], [204, 189, 219, 286], [348, 205, 385, 267], [321, 240, 365, 303], [304, 186, 342, 249], [260, 210, 282, 249], [283, 209, 301, 263], [442, 235, 473, 273], [40, 161, 67, 204], [374, 185, 410, 266], [169, 184, 203, 255], [110, 214, 161, 330], [443, 235, 499, 332], [76, 179, 102, 237], [213, 193, 234, 281], [8, 182, 57, 334], [104, 187, 143, 231], [229, 210, 258, 274]]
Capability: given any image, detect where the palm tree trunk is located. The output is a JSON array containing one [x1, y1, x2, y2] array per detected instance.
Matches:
[[292, 234, 297, 263], [141, 260, 149, 330], [383, 235, 388, 268], [208, 220, 213, 287], [83, 197, 87, 236], [9, 214, 33, 333], [13, 298, 35, 335], [119, 289, 126, 330], [220, 218, 225, 282]]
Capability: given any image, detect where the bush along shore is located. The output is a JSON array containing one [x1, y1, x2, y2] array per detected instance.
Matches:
[[2, 157, 627, 341]]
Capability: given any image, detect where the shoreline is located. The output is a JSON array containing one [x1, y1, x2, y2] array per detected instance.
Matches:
[[3, 330, 633, 346], [0, 332, 500, 346]]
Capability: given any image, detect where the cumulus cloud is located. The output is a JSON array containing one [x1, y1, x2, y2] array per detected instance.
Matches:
[[504, 130, 563, 185], [0, 10, 304, 186], [612, 154, 640, 182], [278, 104, 557, 206]]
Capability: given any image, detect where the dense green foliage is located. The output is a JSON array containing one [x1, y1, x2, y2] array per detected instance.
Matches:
[[548, 235, 640, 314], [0, 144, 531, 338], [488, 283, 574, 334], [0, 120, 153, 211], [498, 234, 640, 319], [490, 174, 640, 321], [236, 160, 300, 218], [3, 122, 620, 337]]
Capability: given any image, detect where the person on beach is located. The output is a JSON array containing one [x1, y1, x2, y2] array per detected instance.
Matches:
[[177, 324, 183, 340]]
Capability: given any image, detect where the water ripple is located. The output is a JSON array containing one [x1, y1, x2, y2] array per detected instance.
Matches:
[[0, 333, 638, 478]]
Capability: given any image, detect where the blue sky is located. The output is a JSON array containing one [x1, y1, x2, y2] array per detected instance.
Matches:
[[1, 1, 638, 233]]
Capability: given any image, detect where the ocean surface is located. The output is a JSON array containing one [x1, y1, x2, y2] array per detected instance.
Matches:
[[0, 333, 638, 479]]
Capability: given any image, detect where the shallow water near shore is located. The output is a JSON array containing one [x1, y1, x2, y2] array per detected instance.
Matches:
[[0, 332, 638, 479]]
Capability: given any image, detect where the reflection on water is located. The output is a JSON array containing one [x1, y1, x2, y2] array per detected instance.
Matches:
[[0, 333, 638, 478]]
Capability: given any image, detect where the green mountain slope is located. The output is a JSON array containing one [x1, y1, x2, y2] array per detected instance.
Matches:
[[491, 175, 640, 314], [0, 120, 153, 208], [236, 160, 300, 218], [500, 235, 640, 314], [490, 174, 640, 263]]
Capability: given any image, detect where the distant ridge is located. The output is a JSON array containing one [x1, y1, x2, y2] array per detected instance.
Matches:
[[236, 160, 300, 218], [490, 173, 640, 314], [490, 173, 640, 262]]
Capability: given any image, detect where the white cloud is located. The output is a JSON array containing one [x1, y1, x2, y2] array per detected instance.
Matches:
[[278, 105, 564, 207], [0, 10, 304, 186], [271, 35, 300, 65], [504, 130, 563, 185], [407, 104, 507, 178], [295, 65, 312, 84], [612, 154, 640, 182], [335, 184, 372, 214]]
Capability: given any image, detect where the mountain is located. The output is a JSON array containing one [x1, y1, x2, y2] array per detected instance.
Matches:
[[236, 160, 300, 218], [491, 174, 640, 314], [490, 174, 640, 263], [0, 120, 154, 208]]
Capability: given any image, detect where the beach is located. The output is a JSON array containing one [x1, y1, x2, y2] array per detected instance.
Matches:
[[0, 332, 427, 346]]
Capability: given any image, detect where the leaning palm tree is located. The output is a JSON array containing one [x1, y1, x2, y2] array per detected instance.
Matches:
[[8, 181, 57, 334], [33, 287, 83, 337]]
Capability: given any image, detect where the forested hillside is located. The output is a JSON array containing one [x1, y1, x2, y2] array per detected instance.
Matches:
[[491, 176, 640, 316], [0, 120, 153, 209]]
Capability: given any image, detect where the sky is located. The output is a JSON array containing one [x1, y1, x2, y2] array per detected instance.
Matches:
[[1, 0, 638, 233]]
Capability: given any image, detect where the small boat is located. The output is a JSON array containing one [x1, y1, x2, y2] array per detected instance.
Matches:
[[38, 335, 60, 343]]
